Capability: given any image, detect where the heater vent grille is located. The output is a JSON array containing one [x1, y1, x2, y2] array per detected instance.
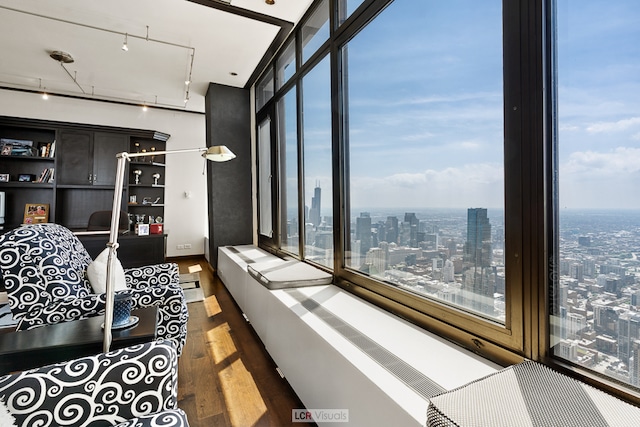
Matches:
[[286, 289, 446, 400]]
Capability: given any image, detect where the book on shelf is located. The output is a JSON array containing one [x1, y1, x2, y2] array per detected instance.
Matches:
[[35, 167, 55, 183], [37, 141, 56, 158]]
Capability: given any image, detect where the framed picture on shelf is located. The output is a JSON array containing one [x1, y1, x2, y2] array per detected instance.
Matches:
[[23, 203, 49, 224], [18, 174, 36, 182], [0, 139, 36, 156], [0, 174, 8, 182]]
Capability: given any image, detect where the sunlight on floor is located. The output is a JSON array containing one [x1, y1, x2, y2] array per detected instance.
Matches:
[[204, 294, 222, 317], [208, 322, 236, 364], [219, 358, 268, 427], [206, 320, 268, 426]]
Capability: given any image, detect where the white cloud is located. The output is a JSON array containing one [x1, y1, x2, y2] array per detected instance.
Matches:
[[563, 147, 640, 174], [350, 163, 504, 209], [586, 116, 640, 133]]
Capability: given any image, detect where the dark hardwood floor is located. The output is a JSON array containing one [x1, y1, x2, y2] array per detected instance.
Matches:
[[173, 256, 316, 427]]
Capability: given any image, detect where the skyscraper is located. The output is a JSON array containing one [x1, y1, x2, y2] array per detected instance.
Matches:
[[464, 208, 492, 267], [463, 208, 494, 315], [309, 183, 321, 227], [356, 212, 372, 257]]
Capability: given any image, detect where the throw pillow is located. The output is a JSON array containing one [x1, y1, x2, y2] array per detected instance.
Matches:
[[0, 399, 16, 427], [87, 248, 128, 294]]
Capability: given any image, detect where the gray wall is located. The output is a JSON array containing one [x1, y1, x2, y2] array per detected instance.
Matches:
[[205, 83, 253, 268]]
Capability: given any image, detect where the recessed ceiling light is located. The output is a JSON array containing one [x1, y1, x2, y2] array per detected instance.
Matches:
[[265, 0, 275, 4], [229, 72, 238, 76]]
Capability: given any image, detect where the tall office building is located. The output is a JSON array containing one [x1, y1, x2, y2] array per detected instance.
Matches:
[[464, 208, 492, 267], [384, 216, 399, 244], [356, 212, 372, 258], [309, 183, 321, 227], [463, 208, 494, 314], [618, 312, 640, 366], [404, 212, 419, 247]]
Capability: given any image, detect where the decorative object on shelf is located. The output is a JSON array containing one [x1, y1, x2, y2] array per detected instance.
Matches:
[[150, 223, 163, 234], [148, 216, 155, 224], [155, 216, 163, 224], [18, 174, 36, 182], [143, 196, 161, 205], [23, 203, 49, 224], [150, 147, 156, 163], [152, 172, 161, 185], [0, 138, 37, 156], [134, 142, 140, 153], [103, 145, 236, 352], [133, 169, 142, 184], [129, 195, 137, 204], [137, 223, 150, 236], [0, 174, 8, 183]]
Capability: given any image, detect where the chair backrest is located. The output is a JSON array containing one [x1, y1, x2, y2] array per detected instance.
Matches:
[[0, 223, 93, 320], [87, 210, 129, 231]]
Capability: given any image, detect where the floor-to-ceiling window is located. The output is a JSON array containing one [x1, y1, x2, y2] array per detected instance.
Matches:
[[342, 1, 505, 323], [254, 0, 640, 404], [278, 88, 300, 255], [552, 0, 640, 390], [302, 55, 333, 268]]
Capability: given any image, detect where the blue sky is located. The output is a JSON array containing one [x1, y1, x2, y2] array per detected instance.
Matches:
[[297, 1, 640, 213]]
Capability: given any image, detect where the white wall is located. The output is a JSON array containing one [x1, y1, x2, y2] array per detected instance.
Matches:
[[0, 89, 208, 258]]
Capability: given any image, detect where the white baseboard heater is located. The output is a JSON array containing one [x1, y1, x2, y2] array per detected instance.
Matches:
[[217, 245, 501, 427]]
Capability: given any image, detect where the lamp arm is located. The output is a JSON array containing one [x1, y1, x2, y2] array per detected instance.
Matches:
[[122, 147, 207, 159], [103, 154, 128, 352]]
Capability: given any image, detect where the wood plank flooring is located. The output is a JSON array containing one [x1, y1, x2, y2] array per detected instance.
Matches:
[[173, 257, 316, 427]]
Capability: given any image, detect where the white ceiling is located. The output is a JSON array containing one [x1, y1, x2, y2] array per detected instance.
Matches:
[[0, 0, 313, 113]]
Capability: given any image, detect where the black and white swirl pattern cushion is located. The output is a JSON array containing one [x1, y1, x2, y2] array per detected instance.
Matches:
[[0, 341, 185, 427], [114, 409, 189, 427], [0, 223, 93, 320]]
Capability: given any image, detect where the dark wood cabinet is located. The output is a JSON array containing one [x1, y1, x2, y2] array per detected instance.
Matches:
[[93, 132, 128, 186], [56, 130, 92, 185], [0, 116, 168, 242], [78, 233, 166, 268], [57, 131, 127, 186]]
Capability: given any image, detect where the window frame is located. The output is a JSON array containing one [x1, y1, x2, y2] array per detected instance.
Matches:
[[251, 0, 640, 405]]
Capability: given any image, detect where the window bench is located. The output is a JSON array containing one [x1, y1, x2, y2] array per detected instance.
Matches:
[[218, 245, 501, 426]]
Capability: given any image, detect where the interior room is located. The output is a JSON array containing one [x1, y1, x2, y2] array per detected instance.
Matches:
[[1, 0, 640, 426]]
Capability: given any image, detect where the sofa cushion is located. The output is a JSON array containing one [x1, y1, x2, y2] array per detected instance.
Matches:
[[87, 248, 128, 294], [114, 409, 189, 427], [247, 260, 332, 290], [426, 360, 640, 427], [0, 399, 16, 427], [0, 224, 93, 320], [0, 341, 179, 427]]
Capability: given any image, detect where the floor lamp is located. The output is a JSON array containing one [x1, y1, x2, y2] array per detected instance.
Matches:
[[103, 145, 236, 352]]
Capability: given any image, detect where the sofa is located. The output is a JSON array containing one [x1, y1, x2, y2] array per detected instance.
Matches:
[[0, 223, 188, 355], [0, 340, 189, 426]]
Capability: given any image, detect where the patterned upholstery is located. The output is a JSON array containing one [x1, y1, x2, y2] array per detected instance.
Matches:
[[426, 360, 640, 427], [0, 223, 188, 355], [0, 341, 189, 427]]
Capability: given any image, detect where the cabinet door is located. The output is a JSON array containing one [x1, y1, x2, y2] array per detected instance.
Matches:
[[93, 132, 128, 186], [57, 130, 92, 185]]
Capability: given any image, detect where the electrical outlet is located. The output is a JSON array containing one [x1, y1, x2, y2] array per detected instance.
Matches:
[[184, 243, 192, 249], [176, 244, 184, 250]]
